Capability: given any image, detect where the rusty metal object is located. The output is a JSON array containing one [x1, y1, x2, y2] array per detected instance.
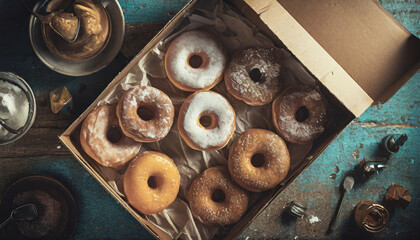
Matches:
[[354, 201, 389, 233], [358, 134, 408, 180], [289, 201, 307, 219], [381, 134, 408, 156], [383, 183, 411, 210], [358, 159, 378, 179]]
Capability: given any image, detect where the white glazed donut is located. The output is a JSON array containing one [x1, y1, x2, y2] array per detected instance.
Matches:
[[80, 105, 142, 168], [164, 30, 227, 91], [178, 91, 236, 151]]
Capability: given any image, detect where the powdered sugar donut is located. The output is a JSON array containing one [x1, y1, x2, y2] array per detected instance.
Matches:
[[188, 166, 249, 226], [165, 30, 227, 91], [228, 129, 290, 192], [178, 91, 236, 151], [224, 47, 283, 106], [117, 85, 174, 142], [272, 85, 328, 144], [80, 105, 142, 168]]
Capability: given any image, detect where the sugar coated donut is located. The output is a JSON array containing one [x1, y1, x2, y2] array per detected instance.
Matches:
[[165, 30, 227, 91], [80, 105, 142, 168], [117, 85, 174, 143], [228, 129, 290, 192], [272, 85, 328, 144], [178, 91, 236, 151], [188, 166, 248, 226], [124, 151, 180, 215], [224, 47, 283, 106]]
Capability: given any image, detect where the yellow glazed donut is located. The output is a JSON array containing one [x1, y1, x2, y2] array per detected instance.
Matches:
[[124, 151, 180, 215], [188, 166, 249, 226], [117, 85, 174, 142], [228, 129, 290, 192], [178, 91, 236, 151], [80, 105, 142, 168], [165, 30, 227, 91]]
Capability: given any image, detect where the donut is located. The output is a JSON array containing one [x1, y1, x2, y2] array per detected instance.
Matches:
[[117, 85, 174, 143], [272, 85, 328, 144], [178, 91, 236, 151], [228, 129, 290, 192], [80, 105, 142, 168], [164, 30, 227, 91], [188, 166, 249, 226], [124, 151, 180, 215], [224, 47, 283, 106]]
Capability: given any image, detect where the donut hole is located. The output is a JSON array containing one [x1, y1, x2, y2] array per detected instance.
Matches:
[[137, 106, 155, 121], [295, 106, 309, 122], [199, 115, 213, 129], [188, 54, 203, 68], [107, 127, 122, 143], [147, 176, 158, 189], [251, 153, 265, 168], [211, 189, 226, 203], [248, 68, 263, 83]]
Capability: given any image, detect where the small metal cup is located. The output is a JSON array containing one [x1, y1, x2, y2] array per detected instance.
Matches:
[[0, 72, 36, 145], [354, 201, 389, 233]]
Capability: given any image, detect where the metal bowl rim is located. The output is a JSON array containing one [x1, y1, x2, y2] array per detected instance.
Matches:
[[29, 0, 125, 76], [0, 72, 37, 146]]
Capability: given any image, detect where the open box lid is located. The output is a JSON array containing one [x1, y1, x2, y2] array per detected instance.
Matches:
[[238, 0, 420, 117]]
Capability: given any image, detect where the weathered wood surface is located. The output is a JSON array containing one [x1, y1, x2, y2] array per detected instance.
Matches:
[[0, 0, 419, 239]]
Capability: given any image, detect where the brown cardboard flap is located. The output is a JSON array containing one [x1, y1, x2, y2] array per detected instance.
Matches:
[[276, 0, 420, 103], [242, 0, 373, 117]]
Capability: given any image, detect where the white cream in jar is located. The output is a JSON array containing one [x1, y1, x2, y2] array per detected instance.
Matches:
[[0, 80, 29, 141]]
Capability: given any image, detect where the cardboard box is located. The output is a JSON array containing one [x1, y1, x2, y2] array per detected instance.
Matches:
[[59, 0, 420, 239]]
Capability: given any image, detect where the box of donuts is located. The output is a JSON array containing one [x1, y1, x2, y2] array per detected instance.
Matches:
[[59, 0, 420, 239]]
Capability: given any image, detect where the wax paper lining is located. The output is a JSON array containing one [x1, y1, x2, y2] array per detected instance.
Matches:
[[92, 1, 319, 239]]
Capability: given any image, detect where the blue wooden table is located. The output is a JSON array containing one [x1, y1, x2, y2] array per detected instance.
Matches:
[[0, 0, 419, 239]]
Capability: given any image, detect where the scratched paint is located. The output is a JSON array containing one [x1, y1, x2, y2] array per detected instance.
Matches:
[[357, 73, 420, 127], [380, 0, 420, 37]]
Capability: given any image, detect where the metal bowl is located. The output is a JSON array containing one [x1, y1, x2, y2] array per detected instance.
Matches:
[[0, 176, 78, 240], [0, 72, 36, 146], [29, 0, 125, 76]]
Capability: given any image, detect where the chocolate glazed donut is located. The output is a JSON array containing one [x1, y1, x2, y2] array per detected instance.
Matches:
[[272, 85, 328, 144]]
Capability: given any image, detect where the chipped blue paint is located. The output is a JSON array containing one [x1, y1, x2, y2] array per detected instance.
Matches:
[[357, 73, 420, 126]]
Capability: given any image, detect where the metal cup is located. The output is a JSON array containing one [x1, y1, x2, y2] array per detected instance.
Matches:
[[0, 72, 36, 145], [354, 201, 389, 233]]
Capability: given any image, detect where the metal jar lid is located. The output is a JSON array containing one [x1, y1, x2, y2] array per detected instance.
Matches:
[[354, 201, 390, 233]]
